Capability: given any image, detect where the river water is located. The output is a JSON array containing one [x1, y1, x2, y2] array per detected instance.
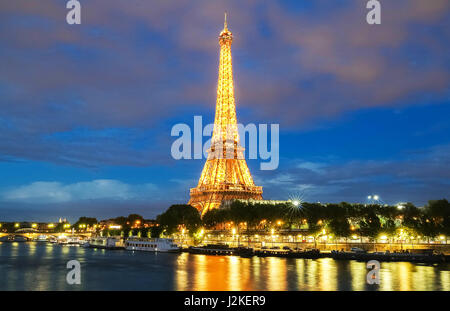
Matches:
[[1, 242, 449, 291]]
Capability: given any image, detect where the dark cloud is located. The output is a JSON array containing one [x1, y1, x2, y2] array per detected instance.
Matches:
[[255, 144, 450, 206]]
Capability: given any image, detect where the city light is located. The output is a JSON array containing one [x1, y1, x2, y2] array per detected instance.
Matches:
[[397, 205, 405, 210], [109, 225, 121, 230], [32, 223, 37, 228]]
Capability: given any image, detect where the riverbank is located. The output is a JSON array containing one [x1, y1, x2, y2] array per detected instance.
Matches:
[[174, 238, 450, 254]]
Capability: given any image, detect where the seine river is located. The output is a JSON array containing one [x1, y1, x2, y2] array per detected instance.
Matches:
[[1, 242, 450, 291]]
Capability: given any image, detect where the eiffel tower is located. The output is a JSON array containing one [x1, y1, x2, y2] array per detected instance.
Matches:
[[189, 14, 263, 216]]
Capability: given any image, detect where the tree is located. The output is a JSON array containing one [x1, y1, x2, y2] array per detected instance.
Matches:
[[328, 218, 351, 240], [127, 214, 144, 227], [302, 202, 324, 235], [358, 212, 381, 240], [157, 204, 202, 236], [73, 217, 98, 227], [150, 226, 163, 238], [425, 199, 450, 235], [203, 208, 227, 229], [112, 216, 128, 227], [382, 219, 397, 238]]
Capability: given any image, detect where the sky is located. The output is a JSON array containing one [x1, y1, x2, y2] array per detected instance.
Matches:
[[0, 0, 449, 222]]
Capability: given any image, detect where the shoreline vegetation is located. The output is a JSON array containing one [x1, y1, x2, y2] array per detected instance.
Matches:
[[1, 199, 449, 250]]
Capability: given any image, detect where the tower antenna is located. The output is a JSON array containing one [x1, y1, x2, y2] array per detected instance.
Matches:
[[224, 12, 228, 30]]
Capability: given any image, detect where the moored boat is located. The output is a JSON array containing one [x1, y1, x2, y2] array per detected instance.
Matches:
[[188, 243, 234, 255], [88, 237, 125, 249], [34, 235, 48, 242], [125, 237, 180, 252], [0, 235, 29, 242], [255, 248, 321, 259], [330, 249, 446, 263]]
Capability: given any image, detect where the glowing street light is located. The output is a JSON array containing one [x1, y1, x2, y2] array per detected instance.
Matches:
[[373, 195, 379, 201], [292, 200, 300, 207]]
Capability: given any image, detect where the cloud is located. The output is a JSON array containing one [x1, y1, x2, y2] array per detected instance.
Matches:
[[295, 161, 325, 174], [2, 179, 158, 203], [256, 143, 450, 205], [0, 0, 448, 167]]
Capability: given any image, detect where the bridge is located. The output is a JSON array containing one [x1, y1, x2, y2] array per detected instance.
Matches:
[[0, 231, 92, 240]]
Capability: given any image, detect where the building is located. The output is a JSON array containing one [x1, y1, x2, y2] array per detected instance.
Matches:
[[189, 14, 263, 216]]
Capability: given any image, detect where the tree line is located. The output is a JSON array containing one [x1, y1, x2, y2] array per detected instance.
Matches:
[[155, 199, 450, 241]]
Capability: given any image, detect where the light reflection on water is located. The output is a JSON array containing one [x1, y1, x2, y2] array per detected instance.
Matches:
[[0, 242, 449, 291]]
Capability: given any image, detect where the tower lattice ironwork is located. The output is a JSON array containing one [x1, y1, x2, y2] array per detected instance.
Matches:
[[189, 14, 263, 216]]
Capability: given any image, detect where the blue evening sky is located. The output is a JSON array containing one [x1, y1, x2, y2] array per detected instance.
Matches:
[[0, 0, 449, 221]]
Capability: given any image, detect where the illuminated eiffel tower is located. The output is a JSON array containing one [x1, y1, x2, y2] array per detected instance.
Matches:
[[189, 14, 263, 216]]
